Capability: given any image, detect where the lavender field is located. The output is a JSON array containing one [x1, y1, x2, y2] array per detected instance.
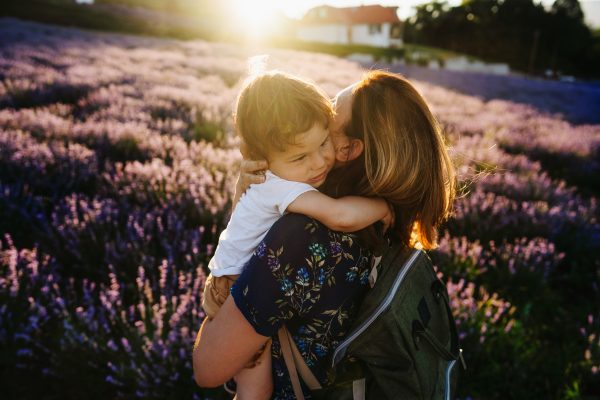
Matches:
[[386, 63, 600, 126], [0, 18, 599, 399]]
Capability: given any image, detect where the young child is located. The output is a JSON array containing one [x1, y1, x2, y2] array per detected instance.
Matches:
[[201, 71, 392, 399]]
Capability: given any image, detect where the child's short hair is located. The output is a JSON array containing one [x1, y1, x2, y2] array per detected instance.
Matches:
[[234, 71, 334, 159]]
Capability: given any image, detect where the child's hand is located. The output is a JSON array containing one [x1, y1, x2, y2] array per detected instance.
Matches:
[[381, 201, 395, 234]]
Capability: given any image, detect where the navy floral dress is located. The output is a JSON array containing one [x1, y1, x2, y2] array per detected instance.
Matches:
[[231, 213, 372, 399]]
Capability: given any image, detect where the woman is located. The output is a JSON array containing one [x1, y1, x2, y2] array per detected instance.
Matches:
[[192, 71, 455, 399]]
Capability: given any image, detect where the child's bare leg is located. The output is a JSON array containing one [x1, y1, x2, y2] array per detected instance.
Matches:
[[233, 340, 273, 400]]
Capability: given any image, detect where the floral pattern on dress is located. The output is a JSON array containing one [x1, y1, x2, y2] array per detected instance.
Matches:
[[231, 214, 372, 399]]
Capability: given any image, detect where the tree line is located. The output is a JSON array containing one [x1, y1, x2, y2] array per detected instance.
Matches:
[[404, 0, 600, 79]]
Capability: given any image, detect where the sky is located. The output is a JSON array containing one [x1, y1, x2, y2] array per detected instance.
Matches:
[[252, 0, 600, 28]]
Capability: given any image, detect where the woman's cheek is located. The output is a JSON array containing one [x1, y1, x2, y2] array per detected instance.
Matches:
[[330, 130, 348, 149]]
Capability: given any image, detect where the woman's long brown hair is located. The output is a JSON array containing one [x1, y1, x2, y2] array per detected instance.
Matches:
[[325, 71, 456, 250]]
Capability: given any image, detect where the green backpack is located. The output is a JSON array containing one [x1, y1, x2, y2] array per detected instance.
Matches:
[[278, 245, 465, 400]]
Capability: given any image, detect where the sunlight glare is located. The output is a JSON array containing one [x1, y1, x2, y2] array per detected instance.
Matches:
[[230, 0, 280, 41]]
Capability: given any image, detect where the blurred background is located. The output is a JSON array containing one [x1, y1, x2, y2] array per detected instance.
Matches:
[[0, 1, 599, 399], [3, 0, 600, 122]]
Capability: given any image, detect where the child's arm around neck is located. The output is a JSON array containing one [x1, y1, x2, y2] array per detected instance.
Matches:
[[287, 191, 393, 233]]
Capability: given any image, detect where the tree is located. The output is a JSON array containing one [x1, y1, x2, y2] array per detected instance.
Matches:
[[404, 0, 599, 78], [551, 0, 584, 21]]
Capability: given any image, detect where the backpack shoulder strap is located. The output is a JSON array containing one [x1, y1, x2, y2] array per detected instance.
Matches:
[[278, 327, 322, 393], [278, 327, 307, 399], [278, 326, 367, 400]]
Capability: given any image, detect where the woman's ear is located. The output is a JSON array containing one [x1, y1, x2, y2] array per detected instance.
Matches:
[[334, 137, 364, 163], [346, 138, 364, 161]]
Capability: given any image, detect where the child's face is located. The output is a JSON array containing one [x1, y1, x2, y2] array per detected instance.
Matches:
[[268, 123, 335, 188]]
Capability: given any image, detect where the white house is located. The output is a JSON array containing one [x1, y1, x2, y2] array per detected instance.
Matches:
[[297, 5, 403, 48]]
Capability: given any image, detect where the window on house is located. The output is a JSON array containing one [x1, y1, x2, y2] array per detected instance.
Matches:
[[369, 24, 382, 34]]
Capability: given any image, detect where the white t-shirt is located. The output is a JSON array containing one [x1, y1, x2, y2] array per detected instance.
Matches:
[[208, 171, 316, 277]]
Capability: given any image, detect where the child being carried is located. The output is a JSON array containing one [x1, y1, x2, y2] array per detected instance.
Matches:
[[202, 71, 393, 399]]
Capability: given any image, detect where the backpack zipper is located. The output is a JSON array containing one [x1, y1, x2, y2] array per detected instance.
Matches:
[[331, 249, 422, 367]]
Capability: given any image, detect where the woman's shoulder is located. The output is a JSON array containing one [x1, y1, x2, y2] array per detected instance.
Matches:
[[266, 213, 352, 242], [260, 214, 366, 261], [254, 214, 370, 291], [270, 213, 317, 232], [260, 214, 317, 246]]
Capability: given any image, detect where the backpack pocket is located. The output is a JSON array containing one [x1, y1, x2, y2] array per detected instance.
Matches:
[[404, 279, 461, 399]]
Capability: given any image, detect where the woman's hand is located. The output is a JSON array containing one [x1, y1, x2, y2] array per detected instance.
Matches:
[[237, 159, 267, 191], [233, 159, 268, 210]]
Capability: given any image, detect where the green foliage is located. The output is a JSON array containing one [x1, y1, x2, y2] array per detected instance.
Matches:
[[191, 120, 224, 144], [94, 0, 219, 17], [405, 0, 600, 78], [0, 0, 216, 41], [268, 38, 405, 62], [112, 136, 145, 162]]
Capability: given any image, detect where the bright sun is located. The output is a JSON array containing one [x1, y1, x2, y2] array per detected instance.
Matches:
[[229, 0, 281, 40]]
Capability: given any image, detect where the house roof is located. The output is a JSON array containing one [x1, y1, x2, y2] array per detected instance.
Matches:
[[301, 5, 400, 25]]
